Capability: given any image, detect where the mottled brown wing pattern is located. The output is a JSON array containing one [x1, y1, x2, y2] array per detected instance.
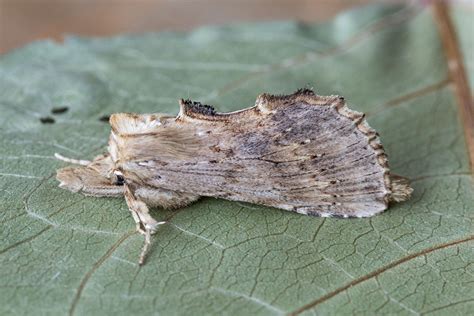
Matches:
[[115, 89, 404, 218]]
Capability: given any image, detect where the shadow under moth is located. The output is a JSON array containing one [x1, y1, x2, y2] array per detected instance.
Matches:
[[56, 88, 413, 265]]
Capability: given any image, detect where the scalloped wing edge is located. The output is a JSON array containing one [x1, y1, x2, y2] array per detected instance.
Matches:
[[332, 96, 413, 204], [177, 88, 412, 207]]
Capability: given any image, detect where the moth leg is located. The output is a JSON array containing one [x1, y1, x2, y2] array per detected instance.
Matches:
[[124, 184, 166, 265], [54, 153, 91, 166]]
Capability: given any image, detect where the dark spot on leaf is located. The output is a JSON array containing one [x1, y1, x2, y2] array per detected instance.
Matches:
[[40, 117, 55, 124], [99, 115, 110, 122], [51, 106, 69, 114]]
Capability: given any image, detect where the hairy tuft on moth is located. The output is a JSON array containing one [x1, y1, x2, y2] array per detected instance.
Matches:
[[55, 88, 413, 265]]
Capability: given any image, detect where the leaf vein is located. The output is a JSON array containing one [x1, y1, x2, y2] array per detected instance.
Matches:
[[289, 235, 474, 315]]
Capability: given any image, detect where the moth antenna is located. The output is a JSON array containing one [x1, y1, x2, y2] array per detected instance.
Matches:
[[389, 175, 413, 203], [54, 153, 91, 166]]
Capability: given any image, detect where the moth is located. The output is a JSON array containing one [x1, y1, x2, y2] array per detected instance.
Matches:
[[56, 89, 412, 264]]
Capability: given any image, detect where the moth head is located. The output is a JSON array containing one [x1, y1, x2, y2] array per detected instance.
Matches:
[[56, 154, 124, 197]]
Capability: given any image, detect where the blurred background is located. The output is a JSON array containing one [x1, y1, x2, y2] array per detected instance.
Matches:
[[0, 0, 384, 54]]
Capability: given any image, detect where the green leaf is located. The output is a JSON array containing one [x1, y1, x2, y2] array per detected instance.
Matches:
[[1, 3, 473, 315]]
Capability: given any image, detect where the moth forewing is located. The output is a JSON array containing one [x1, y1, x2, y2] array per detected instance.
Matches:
[[56, 88, 412, 264], [117, 90, 407, 217]]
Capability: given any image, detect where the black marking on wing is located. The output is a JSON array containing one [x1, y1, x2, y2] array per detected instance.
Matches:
[[182, 100, 217, 116]]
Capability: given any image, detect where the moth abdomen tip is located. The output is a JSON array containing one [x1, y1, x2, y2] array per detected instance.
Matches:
[[389, 175, 413, 203]]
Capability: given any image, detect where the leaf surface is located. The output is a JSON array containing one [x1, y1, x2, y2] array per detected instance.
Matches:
[[1, 3, 473, 315]]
